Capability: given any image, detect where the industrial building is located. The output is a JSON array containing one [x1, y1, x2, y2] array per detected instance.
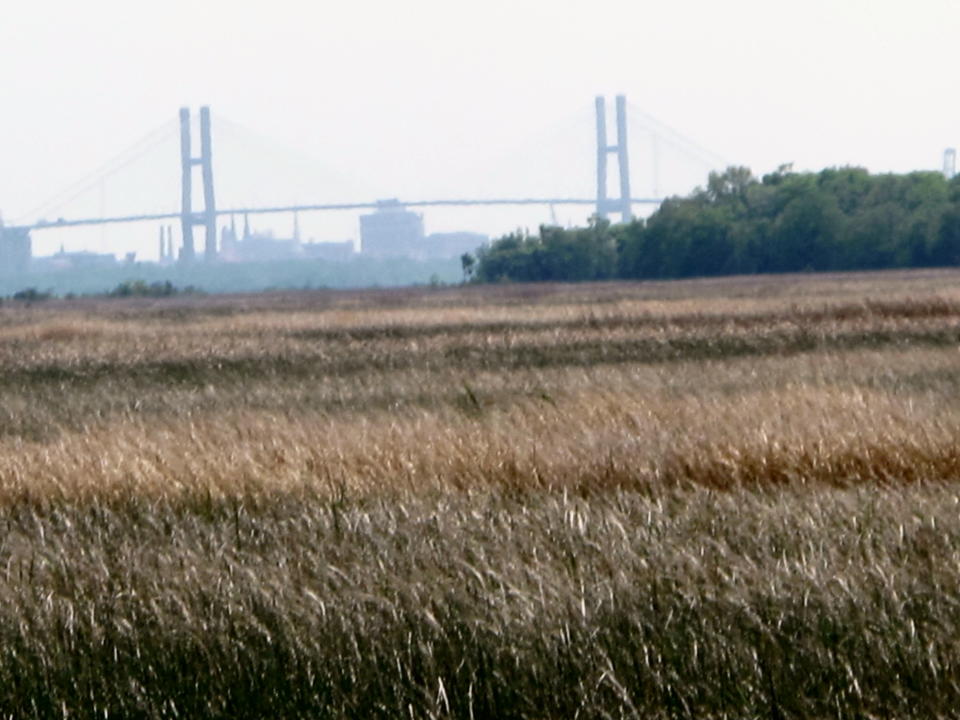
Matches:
[[0, 224, 32, 274], [218, 215, 355, 263], [31, 246, 119, 272], [359, 200, 425, 257], [360, 200, 487, 259], [220, 226, 300, 263]]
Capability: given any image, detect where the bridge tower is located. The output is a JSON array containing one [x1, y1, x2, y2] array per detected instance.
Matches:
[[944, 148, 957, 180], [179, 106, 217, 262], [595, 95, 632, 222]]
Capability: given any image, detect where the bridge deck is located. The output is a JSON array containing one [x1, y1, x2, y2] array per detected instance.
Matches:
[[21, 197, 663, 231]]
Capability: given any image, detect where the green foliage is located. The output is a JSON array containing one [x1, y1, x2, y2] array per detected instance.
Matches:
[[460, 252, 476, 282], [474, 219, 619, 283], [477, 166, 960, 282], [109, 280, 180, 298], [11, 287, 52, 302]]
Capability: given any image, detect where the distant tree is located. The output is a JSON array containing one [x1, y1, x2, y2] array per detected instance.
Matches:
[[460, 252, 476, 282], [770, 184, 843, 271], [903, 204, 942, 267], [705, 166, 754, 206], [816, 167, 872, 214], [474, 223, 617, 283], [12, 288, 51, 302], [108, 280, 178, 298], [476, 165, 960, 285], [474, 231, 531, 282], [844, 203, 908, 269], [932, 205, 960, 265]]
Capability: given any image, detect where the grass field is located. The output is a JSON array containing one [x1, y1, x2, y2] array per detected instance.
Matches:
[[3, 269, 960, 717]]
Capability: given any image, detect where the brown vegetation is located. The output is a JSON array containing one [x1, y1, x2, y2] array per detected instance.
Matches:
[[2, 269, 960, 717]]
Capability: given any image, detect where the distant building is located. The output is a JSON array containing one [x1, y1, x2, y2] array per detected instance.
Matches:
[[220, 229, 299, 263], [0, 224, 31, 274], [360, 200, 425, 257], [359, 200, 487, 259], [32, 246, 116, 272], [217, 215, 356, 263], [219, 216, 300, 263]]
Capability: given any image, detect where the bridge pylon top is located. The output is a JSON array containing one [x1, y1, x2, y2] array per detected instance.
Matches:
[[595, 95, 632, 223], [179, 106, 217, 263]]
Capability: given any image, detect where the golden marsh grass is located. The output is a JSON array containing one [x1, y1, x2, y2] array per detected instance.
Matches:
[[2, 269, 960, 717]]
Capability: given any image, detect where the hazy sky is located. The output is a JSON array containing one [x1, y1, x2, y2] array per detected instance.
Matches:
[[2, 0, 959, 257]]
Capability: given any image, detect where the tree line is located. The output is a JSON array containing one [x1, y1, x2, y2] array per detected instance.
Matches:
[[467, 166, 960, 282]]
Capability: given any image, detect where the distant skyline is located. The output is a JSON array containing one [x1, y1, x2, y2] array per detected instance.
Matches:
[[3, 0, 959, 259]]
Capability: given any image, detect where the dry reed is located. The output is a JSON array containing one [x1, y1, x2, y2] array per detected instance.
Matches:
[[1, 270, 960, 717]]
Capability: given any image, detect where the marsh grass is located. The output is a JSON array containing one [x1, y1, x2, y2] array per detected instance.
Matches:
[[2, 270, 960, 716], [2, 486, 960, 718]]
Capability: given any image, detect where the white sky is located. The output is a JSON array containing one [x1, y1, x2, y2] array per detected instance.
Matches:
[[2, 0, 959, 258]]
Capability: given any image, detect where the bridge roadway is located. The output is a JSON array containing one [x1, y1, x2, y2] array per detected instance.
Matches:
[[19, 197, 663, 232]]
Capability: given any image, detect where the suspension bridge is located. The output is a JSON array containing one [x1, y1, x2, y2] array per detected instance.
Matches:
[[1, 96, 728, 266]]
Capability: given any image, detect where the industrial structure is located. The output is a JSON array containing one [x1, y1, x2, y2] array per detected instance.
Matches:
[[32, 246, 123, 272], [2, 96, 667, 275], [157, 226, 176, 265], [219, 216, 297, 263], [358, 199, 487, 259], [0, 223, 31, 274], [359, 200, 425, 257]]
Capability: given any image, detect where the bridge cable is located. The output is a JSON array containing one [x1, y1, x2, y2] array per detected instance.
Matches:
[[626, 101, 730, 171], [211, 113, 373, 198], [16, 119, 179, 224]]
